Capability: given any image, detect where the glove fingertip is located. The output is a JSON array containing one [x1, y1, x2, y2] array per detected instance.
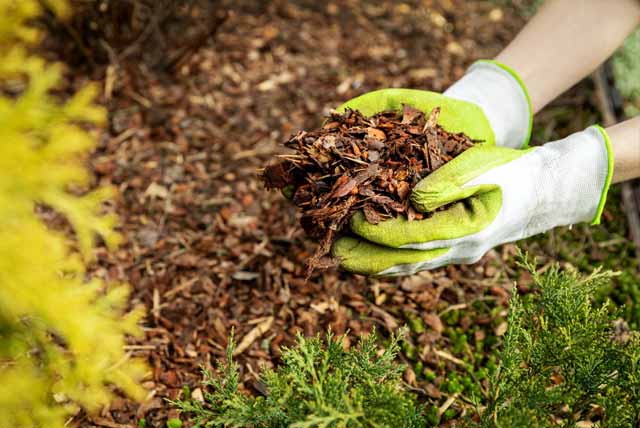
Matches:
[[410, 188, 444, 213], [349, 210, 374, 235], [349, 212, 410, 248], [332, 235, 450, 277], [331, 235, 360, 258]]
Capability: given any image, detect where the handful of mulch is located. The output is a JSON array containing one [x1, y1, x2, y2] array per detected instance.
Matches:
[[261, 105, 479, 272]]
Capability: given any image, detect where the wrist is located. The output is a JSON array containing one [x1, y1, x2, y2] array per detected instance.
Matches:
[[609, 117, 640, 184], [444, 60, 532, 149]]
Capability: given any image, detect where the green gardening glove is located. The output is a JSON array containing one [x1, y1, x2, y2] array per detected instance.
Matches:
[[325, 61, 534, 275], [294, 61, 535, 273], [329, 87, 495, 275], [332, 126, 613, 276]]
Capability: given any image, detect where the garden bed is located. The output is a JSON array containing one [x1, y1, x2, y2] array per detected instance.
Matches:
[[45, 1, 637, 426]]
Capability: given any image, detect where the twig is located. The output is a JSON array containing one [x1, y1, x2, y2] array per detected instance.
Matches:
[[433, 348, 466, 366], [165, 6, 229, 72], [438, 303, 468, 316], [119, 0, 175, 61], [163, 277, 199, 298], [438, 392, 460, 417], [41, 1, 99, 67]]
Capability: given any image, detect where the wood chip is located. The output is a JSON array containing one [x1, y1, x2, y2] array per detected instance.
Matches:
[[233, 316, 274, 356]]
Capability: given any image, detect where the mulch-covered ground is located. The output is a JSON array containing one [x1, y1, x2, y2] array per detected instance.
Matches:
[[44, 1, 618, 426]]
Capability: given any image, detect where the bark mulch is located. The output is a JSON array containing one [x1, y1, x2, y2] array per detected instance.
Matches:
[[262, 106, 477, 272], [48, 1, 532, 426]]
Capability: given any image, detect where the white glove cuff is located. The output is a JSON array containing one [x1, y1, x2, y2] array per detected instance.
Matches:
[[536, 126, 613, 227], [444, 60, 532, 149]]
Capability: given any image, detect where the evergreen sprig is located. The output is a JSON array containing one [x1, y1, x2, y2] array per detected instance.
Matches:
[[480, 256, 640, 427], [176, 257, 640, 428], [173, 328, 425, 428]]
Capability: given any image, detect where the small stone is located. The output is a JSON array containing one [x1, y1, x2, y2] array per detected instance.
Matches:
[[446, 41, 464, 56], [489, 8, 503, 22]]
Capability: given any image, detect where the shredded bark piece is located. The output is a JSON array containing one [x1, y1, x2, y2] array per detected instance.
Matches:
[[261, 106, 478, 273]]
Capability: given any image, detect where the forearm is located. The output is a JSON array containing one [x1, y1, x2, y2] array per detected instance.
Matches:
[[610, 116, 640, 183], [495, 0, 640, 113]]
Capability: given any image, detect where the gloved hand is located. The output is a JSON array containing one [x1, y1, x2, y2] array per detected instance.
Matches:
[[340, 60, 532, 148], [332, 126, 613, 276]]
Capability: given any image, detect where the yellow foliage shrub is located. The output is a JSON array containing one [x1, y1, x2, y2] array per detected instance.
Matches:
[[0, 1, 146, 426]]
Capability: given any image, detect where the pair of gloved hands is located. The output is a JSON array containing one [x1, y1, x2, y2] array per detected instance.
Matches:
[[318, 60, 613, 276]]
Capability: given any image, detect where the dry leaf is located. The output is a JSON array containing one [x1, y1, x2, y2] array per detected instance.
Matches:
[[424, 313, 443, 333]]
